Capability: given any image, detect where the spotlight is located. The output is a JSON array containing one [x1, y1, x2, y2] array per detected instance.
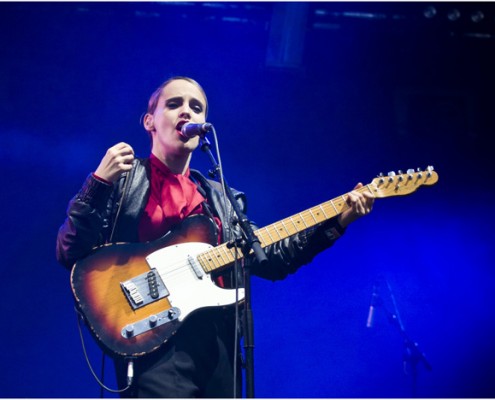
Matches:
[[423, 6, 437, 19], [470, 10, 484, 23], [447, 9, 461, 22]]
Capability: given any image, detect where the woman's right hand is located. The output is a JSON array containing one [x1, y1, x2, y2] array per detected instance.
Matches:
[[94, 142, 135, 183]]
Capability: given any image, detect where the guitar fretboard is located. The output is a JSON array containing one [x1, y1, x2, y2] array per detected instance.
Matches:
[[197, 185, 375, 273]]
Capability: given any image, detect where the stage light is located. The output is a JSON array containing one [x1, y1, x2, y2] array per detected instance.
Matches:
[[423, 6, 437, 19], [447, 9, 461, 22], [470, 10, 484, 23]]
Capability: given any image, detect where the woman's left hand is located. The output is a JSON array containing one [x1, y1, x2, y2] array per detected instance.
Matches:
[[338, 182, 375, 228]]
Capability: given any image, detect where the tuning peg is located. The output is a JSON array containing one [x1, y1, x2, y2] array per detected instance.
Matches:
[[426, 165, 434, 177], [387, 171, 396, 182], [377, 172, 385, 184], [406, 169, 415, 180], [412, 167, 423, 178]]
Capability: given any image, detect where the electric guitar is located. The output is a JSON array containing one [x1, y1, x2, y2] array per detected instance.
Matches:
[[71, 167, 438, 358]]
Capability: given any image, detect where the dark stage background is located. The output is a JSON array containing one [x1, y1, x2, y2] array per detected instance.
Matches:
[[1, 2, 494, 398]]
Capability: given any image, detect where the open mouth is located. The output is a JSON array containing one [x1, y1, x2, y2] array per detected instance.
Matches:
[[176, 120, 188, 132]]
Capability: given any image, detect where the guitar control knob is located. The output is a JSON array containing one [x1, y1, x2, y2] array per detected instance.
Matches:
[[168, 309, 177, 319], [149, 314, 158, 327], [125, 324, 135, 337]]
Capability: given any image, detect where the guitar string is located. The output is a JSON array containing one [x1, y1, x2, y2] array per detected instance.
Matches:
[[152, 174, 418, 279], [149, 183, 380, 279], [152, 203, 342, 279]]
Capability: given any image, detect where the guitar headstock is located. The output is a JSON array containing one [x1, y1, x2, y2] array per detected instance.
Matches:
[[371, 166, 438, 198]]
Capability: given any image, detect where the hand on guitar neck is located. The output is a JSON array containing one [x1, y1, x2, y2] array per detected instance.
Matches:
[[337, 182, 375, 228]]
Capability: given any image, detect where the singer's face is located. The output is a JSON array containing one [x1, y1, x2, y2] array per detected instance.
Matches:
[[146, 79, 207, 158]]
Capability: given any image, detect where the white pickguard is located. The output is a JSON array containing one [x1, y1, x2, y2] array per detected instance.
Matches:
[[145, 242, 245, 321]]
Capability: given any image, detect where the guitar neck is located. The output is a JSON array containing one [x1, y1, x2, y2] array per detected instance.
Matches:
[[197, 184, 375, 274]]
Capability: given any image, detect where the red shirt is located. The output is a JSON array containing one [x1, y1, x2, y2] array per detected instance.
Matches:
[[138, 154, 207, 243]]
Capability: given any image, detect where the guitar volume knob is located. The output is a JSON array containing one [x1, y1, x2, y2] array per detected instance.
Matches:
[[149, 315, 158, 327], [124, 324, 135, 337]]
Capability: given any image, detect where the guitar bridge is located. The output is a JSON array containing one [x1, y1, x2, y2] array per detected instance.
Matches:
[[121, 269, 169, 310]]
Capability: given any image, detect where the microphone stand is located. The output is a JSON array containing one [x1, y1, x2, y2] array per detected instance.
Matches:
[[200, 135, 268, 398], [374, 280, 432, 397]]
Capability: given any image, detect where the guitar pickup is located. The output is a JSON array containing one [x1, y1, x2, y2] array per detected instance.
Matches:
[[121, 269, 169, 310]]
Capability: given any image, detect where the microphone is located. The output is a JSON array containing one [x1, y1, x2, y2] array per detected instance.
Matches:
[[180, 122, 213, 139], [366, 283, 379, 328]]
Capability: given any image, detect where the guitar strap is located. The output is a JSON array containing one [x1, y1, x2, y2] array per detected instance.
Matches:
[[190, 174, 222, 242]]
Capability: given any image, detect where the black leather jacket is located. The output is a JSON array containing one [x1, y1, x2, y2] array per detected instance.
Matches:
[[56, 158, 345, 282]]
